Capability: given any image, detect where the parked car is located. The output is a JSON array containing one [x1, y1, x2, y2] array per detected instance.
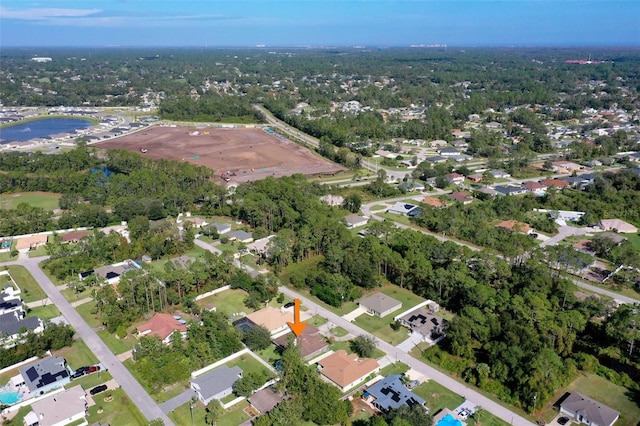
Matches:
[[558, 417, 570, 425], [70, 371, 84, 380], [76, 366, 90, 373], [90, 384, 108, 395], [88, 365, 101, 374], [283, 302, 295, 309]]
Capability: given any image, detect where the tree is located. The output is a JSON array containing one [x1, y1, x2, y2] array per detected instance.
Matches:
[[242, 325, 272, 351], [342, 193, 362, 213], [205, 400, 223, 425], [233, 371, 266, 396], [351, 335, 377, 358]]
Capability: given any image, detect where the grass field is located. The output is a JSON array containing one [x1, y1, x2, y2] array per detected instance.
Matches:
[[558, 373, 640, 426], [26, 303, 61, 320], [225, 353, 272, 377], [5, 265, 46, 302], [412, 380, 465, 413], [627, 233, 640, 251], [0, 191, 61, 211], [195, 288, 251, 316], [86, 388, 148, 426], [380, 361, 411, 376]]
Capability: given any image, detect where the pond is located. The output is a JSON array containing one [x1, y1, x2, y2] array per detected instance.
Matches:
[[0, 118, 92, 143]]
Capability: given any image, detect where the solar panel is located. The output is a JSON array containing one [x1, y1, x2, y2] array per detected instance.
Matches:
[[25, 367, 38, 381]]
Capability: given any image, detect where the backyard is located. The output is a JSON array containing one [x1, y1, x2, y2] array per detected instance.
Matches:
[[412, 380, 465, 414], [86, 388, 148, 426], [195, 288, 251, 317], [0, 191, 61, 211]]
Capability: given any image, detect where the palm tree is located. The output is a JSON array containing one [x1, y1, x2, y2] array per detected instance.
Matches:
[[473, 407, 486, 426]]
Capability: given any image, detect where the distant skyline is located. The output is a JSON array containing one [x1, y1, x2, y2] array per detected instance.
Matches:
[[1, 1, 638, 48]]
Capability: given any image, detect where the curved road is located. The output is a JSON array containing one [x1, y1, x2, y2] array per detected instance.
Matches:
[[3, 257, 174, 426], [278, 286, 534, 426]]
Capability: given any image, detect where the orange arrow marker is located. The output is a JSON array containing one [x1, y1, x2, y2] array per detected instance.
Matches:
[[287, 298, 307, 337]]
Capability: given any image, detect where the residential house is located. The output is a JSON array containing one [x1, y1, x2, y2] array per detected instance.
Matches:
[[344, 214, 369, 229], [398, 181, 425, 192], [387, 202, 420, 216], [494, 185, 527, 196], [18, 356, 70, 395], [548, 210, 585, 223], [60, 231, 90, 244], [359, 293, 402, 318], [226, 230, 254, 243], [15, 234, 48, 253], [573, 240, 595, 256], [424, 156, 448, 164], [80, 259, 142, 285], [181, 217, 208, 228], [489, 169, 511, 179], [365, 374, 426, 412], [551, 161, 583, 173], [485, 121, 502, 129], [23, 385, 87, 426], [272, 325, 328, 360], [0, 311, 44, 347], [560, 392, 619, 426], [497, 220, 533, 234], [248, 388, 283, 415], [319, 195, 345, 207], [191, 365, 243, 405], [0, 284, 23, 316], [467, 173, 483, 183], [542, 179, 571, 189], [598, 219, 638, 234], [421, 197, 445, 208], [168, 255, 192, 269], [247, 235, 276, 257], [448, 192, 473, 205], [396, 308, 447, 342], [438, 147, 461, 157], [136, 313, 188, 345], [445, 173, 465, 185], [522, 181, 548, 195], [211, 222, 231, 235], [599, 232, 627, 245], [374, 149, 397, 159], [451, 140, 469, 149], [245, 306, 294, 335], [448, 154, 473, 162], [429, 140, 448, 148], [316, 350, 380, 392]]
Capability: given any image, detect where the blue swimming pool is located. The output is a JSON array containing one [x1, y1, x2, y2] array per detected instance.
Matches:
[[0, 390, 21, 405], [437, 413, 463, 426]]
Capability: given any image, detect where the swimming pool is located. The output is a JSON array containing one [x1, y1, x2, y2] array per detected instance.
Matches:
[[437, 413, 463, 426], [0, 390, 21, 405]]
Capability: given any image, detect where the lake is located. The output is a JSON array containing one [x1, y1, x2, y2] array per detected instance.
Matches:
[[0, 118, 92, 143]]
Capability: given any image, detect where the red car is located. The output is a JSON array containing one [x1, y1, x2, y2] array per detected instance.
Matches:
[[87, 365, 101, 374]]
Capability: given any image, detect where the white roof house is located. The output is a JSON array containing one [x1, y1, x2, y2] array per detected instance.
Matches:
[[24, 385, 87, 426]]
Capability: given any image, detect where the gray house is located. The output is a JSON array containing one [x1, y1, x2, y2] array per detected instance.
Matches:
[[397, 308, 447, 342], [365, 374, 425, 412], [18, 356, 70, 395], [359, 293, 402, 318], [191, 365, 243, 405], [560, 392, 619, 426]]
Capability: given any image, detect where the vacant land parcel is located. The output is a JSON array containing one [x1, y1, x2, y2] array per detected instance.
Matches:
[[95, 126, 344, 183]]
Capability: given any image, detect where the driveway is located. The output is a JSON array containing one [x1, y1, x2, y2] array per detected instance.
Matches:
[[396, 333, 424, 353], [279, 286, 534, 426]]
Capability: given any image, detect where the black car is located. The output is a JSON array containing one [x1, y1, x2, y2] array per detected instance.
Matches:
[[557, 417, 570, 425], [283, 302, 295, 309], [70, 371, 85, 380], [76, 366, 91, 374], [90, 384, 108, 395]]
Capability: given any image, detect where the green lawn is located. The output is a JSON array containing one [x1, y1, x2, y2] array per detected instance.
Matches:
[[561, 373, 640, 426], [369, 204, 388, 212], [353, 313, 409, 346], [330, 326, 348, 337], [195, 288, 251, 316], [308, 315, 328, 327], [225, 353, 272, 377], [0, 191, 61, 211], [168, 400, 208, 425], [27, 303, 61, 320], [413, 380, 465, 413], [75, 301, 102, 328], [28, 245, 49, 258], [626, 233, 640, 251], [379, 286, 426, 308], [61, 285, 94, 303], [86, 388, 148, 426], [256, 344, 281, 366], [5, 265, 46, 303], [98, 329, 138, 355], [0, 250, 18, 262], [380, 362, 410, 376]]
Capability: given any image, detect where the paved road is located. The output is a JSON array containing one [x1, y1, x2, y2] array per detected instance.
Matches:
[[3, 257, 174, 426], [279, 286, 534, 426]]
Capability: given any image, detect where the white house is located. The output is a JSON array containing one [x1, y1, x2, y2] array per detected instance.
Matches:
[[24, 385, 87, 426]]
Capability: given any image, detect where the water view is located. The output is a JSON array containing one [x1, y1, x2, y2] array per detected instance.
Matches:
[[0, 118, 92, 143]]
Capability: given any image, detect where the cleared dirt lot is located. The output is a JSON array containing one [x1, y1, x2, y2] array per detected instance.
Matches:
[[94, 126, 344, 183]]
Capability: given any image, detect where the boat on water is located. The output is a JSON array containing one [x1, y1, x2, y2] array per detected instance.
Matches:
[[19, 127, 31, 132]]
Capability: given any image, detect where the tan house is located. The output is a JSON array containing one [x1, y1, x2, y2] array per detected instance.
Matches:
[[598, 219, 638, 234], [246, 307, 294, 335], [15, 234, 48, 253], [317, 350, 379, 392], [24, 385, 87, 426]]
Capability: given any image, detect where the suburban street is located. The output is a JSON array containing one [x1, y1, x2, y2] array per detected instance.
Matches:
[[1, 257, 174, 426], [278, 286, 534, 426]]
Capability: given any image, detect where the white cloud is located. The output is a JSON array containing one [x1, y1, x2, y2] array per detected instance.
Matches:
[[0, 6, 102, 20]]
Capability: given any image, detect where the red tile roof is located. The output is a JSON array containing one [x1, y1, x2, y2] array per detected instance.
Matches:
[[136, 313, 187, 341]]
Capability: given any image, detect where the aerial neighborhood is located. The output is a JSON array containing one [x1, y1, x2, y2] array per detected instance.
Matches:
[[0, 44, 639, 426]]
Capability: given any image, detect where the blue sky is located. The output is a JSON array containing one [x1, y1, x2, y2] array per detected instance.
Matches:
[[1, 1, 638, 47]]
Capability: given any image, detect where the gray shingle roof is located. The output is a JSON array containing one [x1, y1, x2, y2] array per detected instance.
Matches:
[[192, 365, 243, 401], [561, 392, 619, 426], [367, 374, 425, 411], [359, 293, 401, 315]]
